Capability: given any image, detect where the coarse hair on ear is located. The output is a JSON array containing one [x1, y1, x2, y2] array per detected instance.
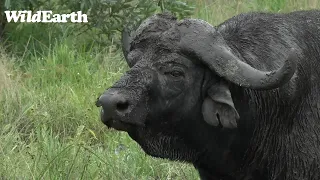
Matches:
[[202, 81, 239, 128]]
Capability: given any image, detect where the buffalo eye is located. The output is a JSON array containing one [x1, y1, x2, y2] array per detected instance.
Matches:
[[165, 70, 184, 78]]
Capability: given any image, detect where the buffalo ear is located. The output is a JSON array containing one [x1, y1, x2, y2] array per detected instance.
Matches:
[[202, 81, 239, 128]]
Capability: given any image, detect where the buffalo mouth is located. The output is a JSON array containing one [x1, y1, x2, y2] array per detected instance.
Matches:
[[99, 108, 142, 132]]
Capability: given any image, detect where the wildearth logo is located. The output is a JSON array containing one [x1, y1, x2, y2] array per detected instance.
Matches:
[[4, 11, 88, 23]]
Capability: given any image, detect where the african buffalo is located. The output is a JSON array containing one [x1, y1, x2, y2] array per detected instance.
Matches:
[[96, 10, 320, 180]]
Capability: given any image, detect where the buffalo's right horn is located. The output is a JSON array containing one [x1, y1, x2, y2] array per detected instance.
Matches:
[[121, 28, 135, 67]]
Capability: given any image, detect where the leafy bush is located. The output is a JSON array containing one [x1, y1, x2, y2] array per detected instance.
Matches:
[[1, 0, 195, 47]]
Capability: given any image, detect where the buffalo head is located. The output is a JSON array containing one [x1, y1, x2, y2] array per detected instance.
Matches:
[[96, 13, 297, 172]]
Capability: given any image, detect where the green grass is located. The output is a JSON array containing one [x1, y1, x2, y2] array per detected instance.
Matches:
[[0, 0, 319, 179]]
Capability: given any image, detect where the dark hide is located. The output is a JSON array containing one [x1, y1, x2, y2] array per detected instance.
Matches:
[[96, 10, 320, 180]]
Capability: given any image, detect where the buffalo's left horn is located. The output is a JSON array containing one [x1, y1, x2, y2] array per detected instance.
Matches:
[[177, 19, 297, 90]]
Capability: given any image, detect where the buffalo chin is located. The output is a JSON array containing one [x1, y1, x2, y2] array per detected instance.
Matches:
[[127, 127, 199, 163]]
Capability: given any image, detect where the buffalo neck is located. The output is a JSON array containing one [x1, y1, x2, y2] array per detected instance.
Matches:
[[229, 84, 320, 179]]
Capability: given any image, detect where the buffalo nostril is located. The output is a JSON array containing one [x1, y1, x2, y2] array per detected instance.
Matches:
[[98, 92, 130, 114], [116, 100, 129, 111]]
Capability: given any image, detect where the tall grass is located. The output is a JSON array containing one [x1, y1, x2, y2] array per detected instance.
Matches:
[[190, 0, 319, 25], [0, 0, 319, 179]]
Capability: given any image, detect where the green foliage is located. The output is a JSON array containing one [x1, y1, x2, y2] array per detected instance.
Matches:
[[59, 0, 195, 46]]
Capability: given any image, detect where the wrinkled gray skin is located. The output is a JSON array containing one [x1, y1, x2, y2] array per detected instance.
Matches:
[[96, 11, 320, 180]]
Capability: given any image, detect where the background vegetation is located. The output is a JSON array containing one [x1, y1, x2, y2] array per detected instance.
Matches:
[[0, 0, 318, 179]]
